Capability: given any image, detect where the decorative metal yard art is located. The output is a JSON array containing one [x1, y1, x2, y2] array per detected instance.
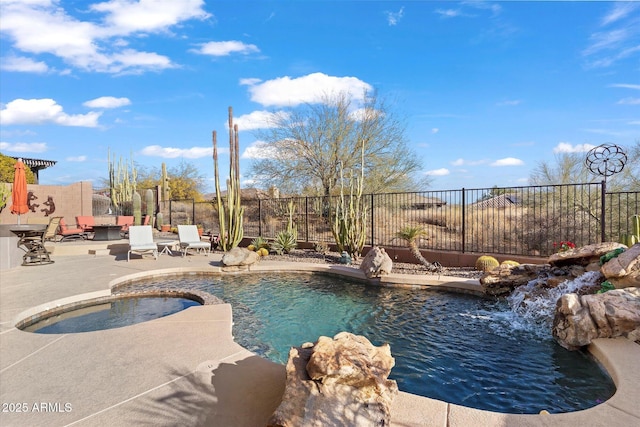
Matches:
[[585, 143, 627, 243], [585, 143, 627, 183]]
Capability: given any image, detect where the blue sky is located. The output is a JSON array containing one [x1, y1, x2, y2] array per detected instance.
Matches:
[[0, 0, 638, 193]]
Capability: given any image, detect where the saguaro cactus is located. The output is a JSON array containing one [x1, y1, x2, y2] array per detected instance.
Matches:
[[212, 106, 244, 251], [145, 189, 154, 223], [133, 191, 141, 225], [161, 162, 170, 202]]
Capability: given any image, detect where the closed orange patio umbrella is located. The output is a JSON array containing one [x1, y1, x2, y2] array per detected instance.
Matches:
[[10, 158, 29, 223]]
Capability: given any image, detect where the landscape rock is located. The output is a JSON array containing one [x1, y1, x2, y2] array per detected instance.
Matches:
[[601, 243, 640, 288], [360, 246, 393, 278], [552, 287, 640, 350], [548, 242, 626, 268], [481, 264, 549, 296], [267, 332, 398, 427], [221, 247, 260, 267]]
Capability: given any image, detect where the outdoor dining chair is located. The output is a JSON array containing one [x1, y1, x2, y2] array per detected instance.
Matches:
[[177, 225, 210, 257], [127, 225, 158, 262], [58, 218, 87, 241]]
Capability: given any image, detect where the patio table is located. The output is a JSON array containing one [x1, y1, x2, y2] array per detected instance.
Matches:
[[93, 225, 123, 241], [10, 224, 54, 266], [156, 239, 179, 256]]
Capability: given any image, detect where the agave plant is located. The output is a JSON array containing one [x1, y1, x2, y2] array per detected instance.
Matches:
[[395, 226, 441, 272], [272, 230, 297, 255]]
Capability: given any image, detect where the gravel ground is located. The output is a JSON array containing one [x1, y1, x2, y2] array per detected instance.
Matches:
[[269, 248, 484, 279]]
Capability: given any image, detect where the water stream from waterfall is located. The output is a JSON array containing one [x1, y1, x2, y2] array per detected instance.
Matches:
[[505, 270, 603, 338]]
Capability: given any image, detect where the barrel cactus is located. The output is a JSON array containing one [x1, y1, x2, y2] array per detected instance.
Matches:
[[500, 260, 520, 267], [475, 255, 500, 272]]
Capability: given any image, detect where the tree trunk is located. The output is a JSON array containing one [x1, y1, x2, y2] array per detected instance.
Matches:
[[408, 241, 439, 272]]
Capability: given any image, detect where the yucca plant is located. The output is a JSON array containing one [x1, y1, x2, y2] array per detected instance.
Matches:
[[395, 226, 441, 272], [272, 230, 297, 255]]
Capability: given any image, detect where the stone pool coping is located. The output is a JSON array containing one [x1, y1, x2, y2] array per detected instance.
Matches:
[[1, 256, 638, 426]]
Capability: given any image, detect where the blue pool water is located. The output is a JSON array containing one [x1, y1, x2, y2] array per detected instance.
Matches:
[[24, 297, 200, 334], [118, 273, 615, 414]]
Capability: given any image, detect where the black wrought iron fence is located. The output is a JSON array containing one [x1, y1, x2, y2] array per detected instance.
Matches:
[[164, 182, 639, 257]]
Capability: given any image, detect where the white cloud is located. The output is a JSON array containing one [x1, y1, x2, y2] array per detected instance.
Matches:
[[609, 83, 640, 90], [490, 157, 524, 167], [385, 7, 404, 26], [244, 72, 373, 107], [91, 0, 211, 34], [66, 155, 87, 162], [583, 3, 640, 68], [553, 142, 596, 153], [431, 128, 439, 134], [140, 145, 214, 159], [83, 96, 131, 109], [241, 141, 278, 159], [451, 158, 486, 166], [240, 77, 262, 86], [0, 141, 47, 153], [0, 55, 48, 73], [0, 0, 208, 74], [601, 2, 640, 26], [233, 110, 289, 131], [617, 97, 640, 105], [424, 168, 450, 176], [435, 9, 463, 18], [191, 41, 260, 56], [0, 98, 101, 127]]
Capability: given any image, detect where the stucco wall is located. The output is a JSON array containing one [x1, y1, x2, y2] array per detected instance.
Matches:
[[0, 181, 93, 225]]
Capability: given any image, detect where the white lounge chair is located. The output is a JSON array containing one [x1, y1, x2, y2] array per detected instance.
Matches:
[[127, 225, 158, 262], [178, 225, 210, 257]]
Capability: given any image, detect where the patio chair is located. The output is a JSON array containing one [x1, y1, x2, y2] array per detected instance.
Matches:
[[58, 218, 87, 241], [127, 225, 158, 262], [178, 225, 210, 257], [117, 215, 134, 237], [76, 215, 95, 233], [43, 216, 63, 242]]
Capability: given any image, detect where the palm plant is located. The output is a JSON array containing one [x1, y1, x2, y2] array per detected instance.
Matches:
[[395, 226, 441, 272]]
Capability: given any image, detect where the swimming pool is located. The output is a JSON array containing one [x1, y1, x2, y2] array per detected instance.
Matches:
[[22, 296, 201, 334], [116, 272, 615, 414]]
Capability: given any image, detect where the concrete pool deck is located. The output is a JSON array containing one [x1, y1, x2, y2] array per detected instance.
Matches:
[[0, 249, 638, 426]]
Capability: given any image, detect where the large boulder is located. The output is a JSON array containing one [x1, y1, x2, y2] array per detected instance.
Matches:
[[552, 287, 640, 350], [221, 247, 260, 267], [601, 243, 640, 288], [267, 332, 398, 427], [548, 242, 626, 269], [360, 246, 393, 278]]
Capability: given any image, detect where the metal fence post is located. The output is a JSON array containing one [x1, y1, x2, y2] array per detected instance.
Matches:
[[461, 188, 466, 253], [601, 180, 606, 243], [258, 199, 262, 237], [370, 193, 375, 246], [305, 197, 309, 242]]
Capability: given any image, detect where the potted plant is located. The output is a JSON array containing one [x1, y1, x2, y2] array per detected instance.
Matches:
[[197, 224, 204, 236], [161, 224, 171, 233]]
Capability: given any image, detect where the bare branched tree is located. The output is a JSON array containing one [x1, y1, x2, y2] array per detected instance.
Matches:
[[250, 91, 426, 196], [529, 140, 639, 191]]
